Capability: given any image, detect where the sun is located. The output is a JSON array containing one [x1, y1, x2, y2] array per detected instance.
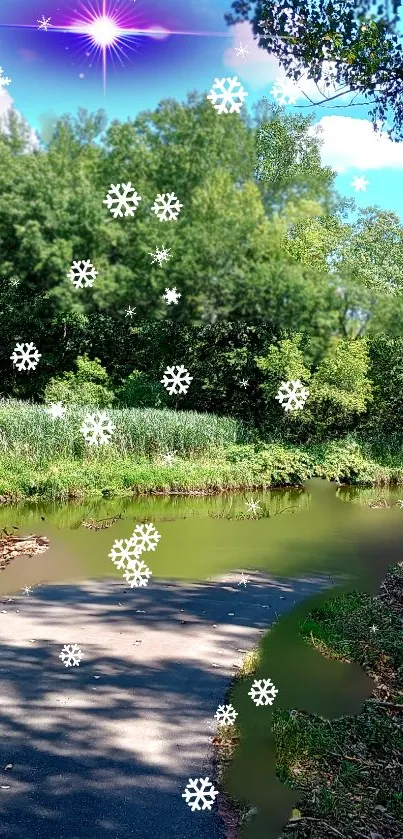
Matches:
[[87, 15, 120, 47]]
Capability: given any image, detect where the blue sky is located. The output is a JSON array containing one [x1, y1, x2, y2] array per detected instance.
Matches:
[[1, 0, 403, 219]]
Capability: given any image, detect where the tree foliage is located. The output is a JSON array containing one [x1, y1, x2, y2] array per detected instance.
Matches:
[[225, 0, 403, 139]]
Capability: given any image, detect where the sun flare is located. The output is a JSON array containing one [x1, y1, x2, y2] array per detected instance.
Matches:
[[87, 15, 120, 47]]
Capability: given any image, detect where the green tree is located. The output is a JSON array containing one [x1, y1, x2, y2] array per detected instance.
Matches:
[[307, 338, 372, 437], [116, 370, 168, 408], [44, 355, 115, 407], [225, 1, 403, 139]]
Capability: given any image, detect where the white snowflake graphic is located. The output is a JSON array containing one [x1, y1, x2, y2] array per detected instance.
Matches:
[[351, 175, 369, 192], [103, 182, 142, 217], [161, 365, 193, 395], [109, 523, 161, 587], [214, 704, 238, 725], [149, 245, 171, 267], [207, 76, 249, 114], [131, 523, 161, 553], [163, 287, 181, 305], [67, 260, 98, 289], [182, 777, 219, 811], [0, 67, 11, 96], [238, 572, 249, 586], [22, 586, 33, 596], [80, 411, 115, 445], [235, 42, 250, 58], [108, 537, 144, 571], [245, 499, 261, 515], [125, 306, 136, 318], [123, 558, 153, 588], [46, 402, 66, 420], [270, 77, 299, 106], [162, 450, 177, 465], [275, 380, 309, 412], [239, 378, 249, 388], [59, 643, 83, 668], [151, 193, 183, 222], [248, 677, 278, 706], [10, 342, 41, 372], [37, 15, 51, 30]]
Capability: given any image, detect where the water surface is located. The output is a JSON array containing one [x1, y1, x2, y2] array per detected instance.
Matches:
[[1, 479, 402, 838]]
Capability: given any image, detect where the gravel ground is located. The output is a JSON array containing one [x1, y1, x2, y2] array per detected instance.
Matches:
[[0, 570, 330, 839]]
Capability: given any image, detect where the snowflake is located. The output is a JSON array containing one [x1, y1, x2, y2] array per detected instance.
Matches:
[[108, 537, 144, 571], [0, 67, 11, 96], [125, 306, 136, 318], [214, 704, 238, 725], [131, 523, 161, 553], [245, 499, 261, 515], [239, 378, 249, 388], [149, 245, 171, 267], [370, 624, 378, 633], [9, 276, 20, 286], [67, 260, 98, 289], [235, 42, 250, 58], [46, 402, 66, 420], [163, 287, 181, 305], [123, 558, 153, 588], [162, 450, 177, 465], [351, 175, 369, 192], [238, 572, 249, 586], [37, 15, 52, 30], [161, 365, 193, 395], [207, 76, 249, 114], [103, 182, 142, 217], [151, 193, 183, 221], [59, 643, 83, 668], [182, 777, 219, 812], [275, 380, 309, 412], [10, 342, 41, 372], [109, 523, 160, 586], [248, 677, 278, 707], [80, 411, 115, 445], [22, 586, 33, 596], [270, 77, 299, 106]]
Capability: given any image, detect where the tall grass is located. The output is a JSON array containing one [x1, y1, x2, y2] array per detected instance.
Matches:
[[0, 399, 250, 462]]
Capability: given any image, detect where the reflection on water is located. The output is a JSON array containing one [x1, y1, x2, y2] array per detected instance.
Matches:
[[1, 478, 402, 838]]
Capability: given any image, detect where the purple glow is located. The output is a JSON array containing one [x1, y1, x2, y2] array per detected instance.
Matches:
[[0, 0, 230, 91]]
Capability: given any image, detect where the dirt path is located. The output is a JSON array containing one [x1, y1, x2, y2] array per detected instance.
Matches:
[[0, 571, 330, 839]]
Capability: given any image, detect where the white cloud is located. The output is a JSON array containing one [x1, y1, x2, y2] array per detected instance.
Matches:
[[313, 116, 403, 172], [0, 89, 39, 150], [0, 89, 13, 117], [223, 22, 290, 89]]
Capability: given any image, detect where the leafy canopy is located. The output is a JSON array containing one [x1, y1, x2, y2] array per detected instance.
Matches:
[[225, 1, 403, 139]]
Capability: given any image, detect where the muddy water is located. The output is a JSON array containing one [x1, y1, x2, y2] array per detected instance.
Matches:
[[0, 479, 402, 838]]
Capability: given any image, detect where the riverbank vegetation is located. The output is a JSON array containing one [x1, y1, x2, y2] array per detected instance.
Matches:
[[214, 563, 403, 839], [274, 561, 403, 839], [1, 398, 403, 501]]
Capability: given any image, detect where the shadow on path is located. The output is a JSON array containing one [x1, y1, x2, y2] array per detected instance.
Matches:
[[0, 572, 330, 839]]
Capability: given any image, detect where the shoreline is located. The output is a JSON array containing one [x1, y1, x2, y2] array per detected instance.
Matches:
[[1, 437, 403, 503], [214, 560, 403, 839]]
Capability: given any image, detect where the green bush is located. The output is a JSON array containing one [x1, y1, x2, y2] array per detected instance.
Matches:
[[116, 370, 169, 409], [44, 355, 115, 407], [306, 338, 373, 438]]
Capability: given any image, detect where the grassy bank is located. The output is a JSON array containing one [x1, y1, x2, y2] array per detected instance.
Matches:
[[1, 400, 403, 501], [274, 563, 403, 839], [214, 564, 403, 839]]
